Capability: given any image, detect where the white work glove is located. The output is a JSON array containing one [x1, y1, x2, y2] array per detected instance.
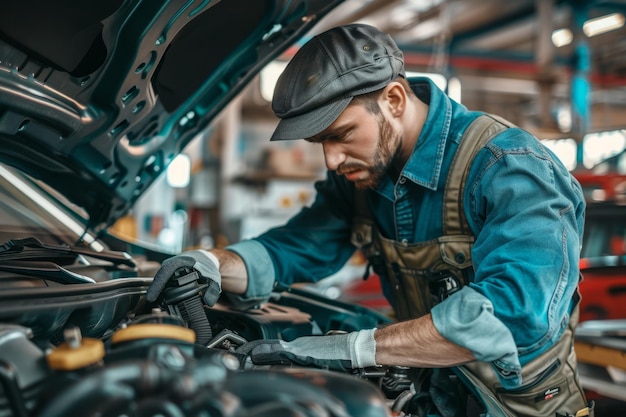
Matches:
[[146, 250, 222, 306], [236, 329, 378, 372]]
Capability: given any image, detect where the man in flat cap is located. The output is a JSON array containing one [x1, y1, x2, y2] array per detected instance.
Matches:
[[151, 24, 592, 417]]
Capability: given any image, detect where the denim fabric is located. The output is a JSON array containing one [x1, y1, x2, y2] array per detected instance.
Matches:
[[228, 77, 586, 383], [432, 287, 522, 389], [224, 240, 276, 309]]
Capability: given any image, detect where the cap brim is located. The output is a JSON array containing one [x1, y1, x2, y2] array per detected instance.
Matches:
[[270, 96, 353, 141]]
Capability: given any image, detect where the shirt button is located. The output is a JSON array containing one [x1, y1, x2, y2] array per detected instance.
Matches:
[[398, 177, 406, 184]]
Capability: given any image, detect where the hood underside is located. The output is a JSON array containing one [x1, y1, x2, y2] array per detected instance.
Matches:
[[0, 0, 341, 232]]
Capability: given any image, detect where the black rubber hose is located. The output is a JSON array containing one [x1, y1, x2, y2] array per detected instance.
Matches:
[[36, 353, 238, 417], [178, 296, 212, 345], [36, 362, 163, 417]]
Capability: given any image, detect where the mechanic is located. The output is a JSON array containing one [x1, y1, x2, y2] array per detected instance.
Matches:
[[150, 24, 592, 417]]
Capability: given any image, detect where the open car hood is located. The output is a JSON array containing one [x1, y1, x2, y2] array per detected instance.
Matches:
[[0, 0, 341, 232]]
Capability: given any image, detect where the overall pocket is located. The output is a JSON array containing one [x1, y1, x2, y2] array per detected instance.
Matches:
[[495, 358, 570, 416], [463, 329, 590, 417], [494, 338, 590, 417]]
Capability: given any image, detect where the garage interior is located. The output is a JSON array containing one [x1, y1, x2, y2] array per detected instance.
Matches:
[[314, 0, 626, 141], [131, 0, 626, 248], [116, 1, 626, 410], [3, 1, 626, 416], [211, 0, 626, 237]]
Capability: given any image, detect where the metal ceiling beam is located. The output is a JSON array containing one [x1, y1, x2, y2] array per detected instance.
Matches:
[[313, 0, 403, 32], [449, 1, 539, 49], [537, 0, 559, 130]]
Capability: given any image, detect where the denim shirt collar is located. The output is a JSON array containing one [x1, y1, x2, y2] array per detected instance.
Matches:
[[403, 77, 453, 190], [376, 77, 453, 198]]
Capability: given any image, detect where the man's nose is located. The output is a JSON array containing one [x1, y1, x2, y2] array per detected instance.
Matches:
[[322, 142, 346, 171]]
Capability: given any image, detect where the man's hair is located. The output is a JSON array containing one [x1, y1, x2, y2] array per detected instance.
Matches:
[[351, 76, 413, 115]]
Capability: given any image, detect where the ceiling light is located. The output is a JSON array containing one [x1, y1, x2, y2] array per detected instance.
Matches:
[[260, 61, 287, 102], [583, 13, 625, 37], [551, 28, 573, 47], [166, 154, 191, 188]]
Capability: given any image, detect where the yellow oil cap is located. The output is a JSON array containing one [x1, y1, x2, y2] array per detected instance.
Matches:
[[47, 338, 105, 371], [111, 323, 196, 345]]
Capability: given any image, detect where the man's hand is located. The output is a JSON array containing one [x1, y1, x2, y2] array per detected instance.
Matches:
[[236, 329, 378, 372], [147, 250, 222, 305]]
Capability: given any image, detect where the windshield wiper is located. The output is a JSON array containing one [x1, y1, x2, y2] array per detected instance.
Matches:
[[0, 237, 136, 267], [0, 262, 96, 284], [0, 237, 137, 284]]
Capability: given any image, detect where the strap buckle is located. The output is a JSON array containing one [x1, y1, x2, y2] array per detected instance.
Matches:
[[429, 272, 461, 302]]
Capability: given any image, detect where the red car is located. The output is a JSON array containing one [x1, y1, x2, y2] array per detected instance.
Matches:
[[574, 170, 626, 204]]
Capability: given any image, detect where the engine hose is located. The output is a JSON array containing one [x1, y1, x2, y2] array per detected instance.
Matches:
[[36, 361, 174, 417], [135, 398, 186, 417], [178, 296, 212, 345], [37, 362, 154, 417], [37, 349, 238, 417], [391, 389, 414, 413]]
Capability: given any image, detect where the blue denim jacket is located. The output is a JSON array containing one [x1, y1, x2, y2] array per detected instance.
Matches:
[[227, 77, 586, 388]]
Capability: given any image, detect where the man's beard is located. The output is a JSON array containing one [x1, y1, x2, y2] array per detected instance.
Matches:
[[344, 115, 401, 190]]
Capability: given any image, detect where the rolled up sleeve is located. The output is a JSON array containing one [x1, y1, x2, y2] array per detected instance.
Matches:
[[225, 239, 276, 308], [432, 286, 521, 387]]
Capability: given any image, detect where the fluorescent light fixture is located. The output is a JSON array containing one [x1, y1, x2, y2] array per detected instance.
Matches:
[[166, 154, 191, 188], [551, 28, 573, 47], [583, 130, 626, 168], [583, 13, 625, 37], [541, 138, 577, 171], [260, 61, 287, 102], [552, 14, 624, 47]]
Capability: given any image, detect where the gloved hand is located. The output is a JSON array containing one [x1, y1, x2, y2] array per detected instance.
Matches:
[[146, 250, 222, 306], [236, 329, 378, 372]]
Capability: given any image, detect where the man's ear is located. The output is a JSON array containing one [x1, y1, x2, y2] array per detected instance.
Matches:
[[381, 81, 407, 118]]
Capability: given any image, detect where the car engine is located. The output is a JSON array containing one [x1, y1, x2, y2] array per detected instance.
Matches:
[[0, 242, 427, 417]]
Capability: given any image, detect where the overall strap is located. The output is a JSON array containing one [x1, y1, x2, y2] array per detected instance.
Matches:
[[443, 114, 514, 236], [354, 113, 514, 238]]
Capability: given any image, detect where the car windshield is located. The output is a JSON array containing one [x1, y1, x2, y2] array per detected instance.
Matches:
[[0, 163, 104, 250]]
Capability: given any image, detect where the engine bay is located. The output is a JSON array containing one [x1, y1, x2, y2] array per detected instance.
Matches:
[[0, 244, 434, 417]]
